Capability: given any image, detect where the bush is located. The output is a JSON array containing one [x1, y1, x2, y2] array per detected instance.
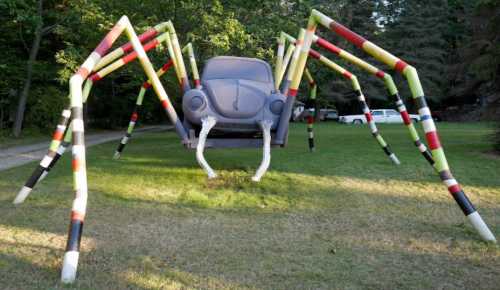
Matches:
[[24, 85, 67, 131]]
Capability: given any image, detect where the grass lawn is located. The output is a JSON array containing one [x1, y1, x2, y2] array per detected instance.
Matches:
[[0, 128, 51, 149], [0, 122, 499, 289]]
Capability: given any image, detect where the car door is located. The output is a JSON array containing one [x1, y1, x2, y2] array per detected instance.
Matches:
[[386, 109, 401, 123], [371, 110, 385, 123]]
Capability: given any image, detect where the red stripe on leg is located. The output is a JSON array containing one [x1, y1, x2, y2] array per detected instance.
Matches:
[[77, 67, 90, 79], [142, 39, 159, 52], [329, 22, 366, 48], [142, 82, 152, 89], [315, 37, 341, 55], [395, 60, 408, 73], [425, 131, 442, 150], [131, 112, 138, 122], [71, 211, 85, 221], [288, 89, 298, 97], [194, 79, 201, 87], [364, 113, 373, 122], [342, 71, 353, 79], [307, 115, 314, 124], [121, 39, 159, 65], [53, 130, 64, 141], [161, 59, 174, 71], [448, 184, 461, 194], [375, 70, 385, 79], [121, 29, 157, 53], [95, 24, 124, 56], [122, 51, 138, 64], [89, 73, 102, 82], [308, 49, 321, 59], [401, 110, 411, 125], [72, 158, 81, 172], [161, 99, 169, 109]]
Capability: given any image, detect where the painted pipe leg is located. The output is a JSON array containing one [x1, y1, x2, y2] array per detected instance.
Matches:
[[40, 141, 70, 182], [114, 107, 140, 159], [251, 121, 273, 182], [14, 109, 71, 204], [196, 116, 217, 179], [467, 212, 496, 242], [113, 133, 131, 159], [252, 120, 273, 182], [363, 105, 400, 165], [306, 115, 315, 152]]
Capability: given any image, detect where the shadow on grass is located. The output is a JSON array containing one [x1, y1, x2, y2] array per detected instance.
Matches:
[[1, 123, 499, 288]]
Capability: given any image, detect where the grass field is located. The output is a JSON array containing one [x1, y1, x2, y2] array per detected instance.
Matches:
[[0, 122, 499, 289]]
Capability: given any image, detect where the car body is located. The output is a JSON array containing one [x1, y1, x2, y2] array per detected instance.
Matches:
[[339, 109, 420, 124], [292, 104, 338, 121], [300, 108, 338, 121]]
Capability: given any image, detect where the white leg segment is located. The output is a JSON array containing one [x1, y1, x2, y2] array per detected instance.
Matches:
[[196, 116, 217, 179], [389, 153, 401, 165], [13, 186, 32, 205], [61, 251, 79, 283], [467, 211, 497, 242], [252, 120, 273, 182]]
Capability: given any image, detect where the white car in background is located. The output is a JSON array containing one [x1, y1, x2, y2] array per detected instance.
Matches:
[[339, 109, 420, 124]]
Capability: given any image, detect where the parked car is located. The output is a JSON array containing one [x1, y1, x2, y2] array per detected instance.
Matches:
[[300, 109, 339, 121], [292, 104, 338, 121], [338, 109, 420, 124], [323, 109, 338, 121]]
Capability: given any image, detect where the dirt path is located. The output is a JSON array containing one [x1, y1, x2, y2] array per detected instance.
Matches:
[[0, 125, 170, 171]]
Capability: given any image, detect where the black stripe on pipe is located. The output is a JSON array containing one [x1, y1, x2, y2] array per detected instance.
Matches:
[[308, 138, 314, 151], [71, 107, 85, 146], [72, 107, 83, 120], [422, 151, 435, 165], [47, 153, 62, 172], [73, 131, 84, 146], [126, 133, 132, 138], [382, 146, 392, 156], [372, 132, 379, 137], [25, 165, 45, 188], [390, 93, 401, 101], [451, 190, 476, 215], [47, 142, 70, 171], [415, 96, 428, 110], [116, 143, 126, 153], [65, 220, 84, 252]]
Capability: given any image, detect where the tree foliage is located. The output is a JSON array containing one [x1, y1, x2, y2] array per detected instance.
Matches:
[[0, 0, 498, 135]]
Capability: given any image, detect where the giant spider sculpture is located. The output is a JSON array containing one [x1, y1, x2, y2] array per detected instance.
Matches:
[[13, 10, 496, 283]]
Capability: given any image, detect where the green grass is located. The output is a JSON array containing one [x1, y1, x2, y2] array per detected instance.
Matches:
[[0, 122, 499, 289], [0, 128, 51, 149]]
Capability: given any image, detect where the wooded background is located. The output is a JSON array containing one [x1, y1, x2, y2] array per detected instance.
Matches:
[[0, 0, 499, 141]]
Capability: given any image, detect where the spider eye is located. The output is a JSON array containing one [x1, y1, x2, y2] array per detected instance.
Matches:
[[190, 96, 205, 110], [270, 100, 284, 114]]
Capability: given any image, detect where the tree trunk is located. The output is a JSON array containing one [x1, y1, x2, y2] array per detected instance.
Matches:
[[12, 0, 43, 137]]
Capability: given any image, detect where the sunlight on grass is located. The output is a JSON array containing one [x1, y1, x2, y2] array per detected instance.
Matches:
[[0, 224, 96, 276], [0, 123, 499, 289], [122, 267, 257, 290]]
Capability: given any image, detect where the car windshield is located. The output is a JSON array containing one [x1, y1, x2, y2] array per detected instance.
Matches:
[[372, 111, 384, 116], [387, 110, 399, 116]]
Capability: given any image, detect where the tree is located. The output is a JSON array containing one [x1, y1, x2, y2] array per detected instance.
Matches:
[[7, 0, 63, 137]]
